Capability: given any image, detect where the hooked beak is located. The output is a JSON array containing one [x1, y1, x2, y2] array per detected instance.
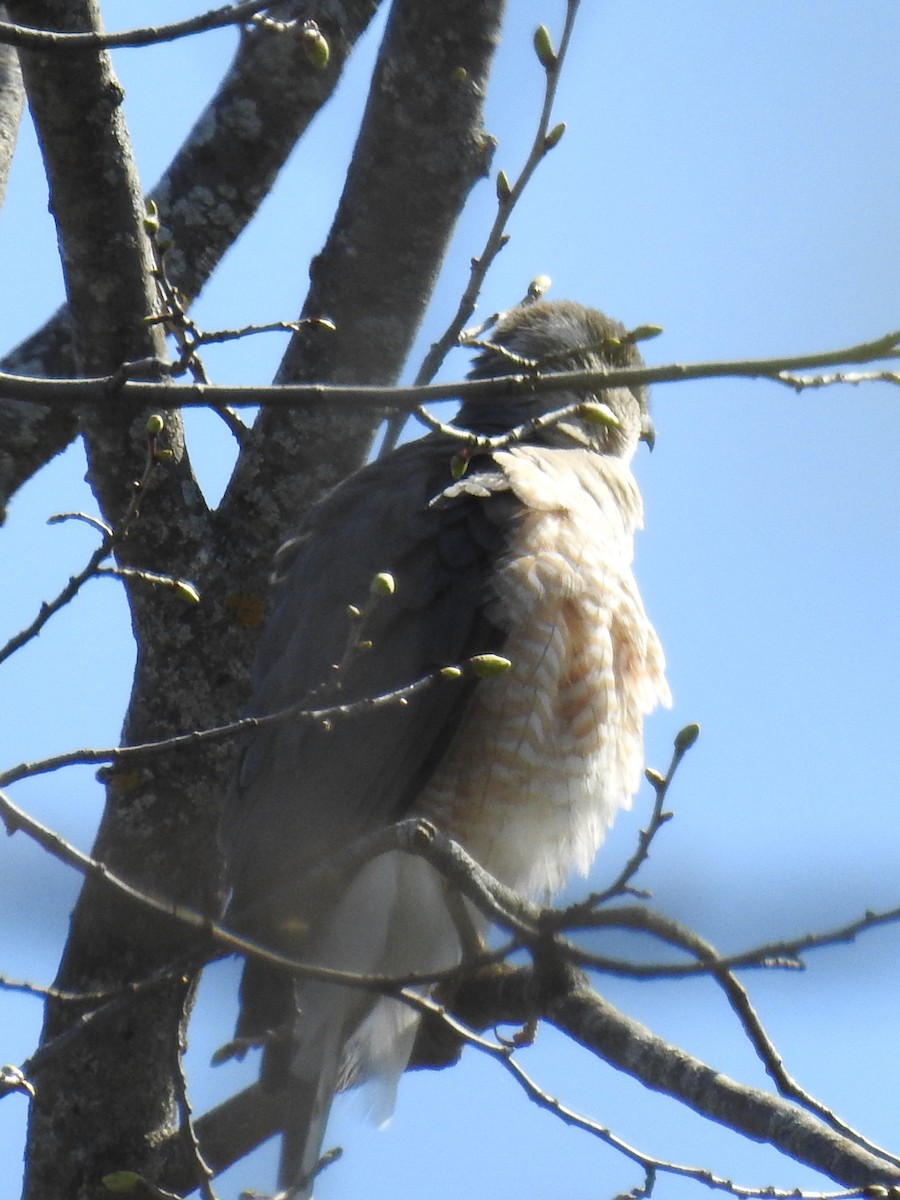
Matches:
[[640, 413, 656, 452]]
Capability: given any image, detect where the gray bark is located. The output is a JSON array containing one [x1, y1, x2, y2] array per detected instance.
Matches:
[[15, 1, 504, 1195], [0, 3, 23, 208], [0, 0, 382, 518]]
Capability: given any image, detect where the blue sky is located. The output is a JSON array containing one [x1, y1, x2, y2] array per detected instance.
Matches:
[[2, 3, 899, 1198]]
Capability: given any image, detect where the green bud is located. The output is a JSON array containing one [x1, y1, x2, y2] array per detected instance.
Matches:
[[145, 413, 164, 436], [496, 170, 512, 201], [527, 274, 551, 299], [674, 722, 701, 753], [101, 1172, 143, 1194], [544, 122, 566, 151], [174, 580, 201, 604], [301, 23, 330, 69], [450, 452, 470, 480], [469, 653, 512, 678], [644, 767, 665, 787], [579, 402, 620, 428], [440, 665, 464, 679], [346, 604, 362, 619], [143, 201, 160, 234], [450, 66, 468, 84], [626, 324, 664, 344], [370, 571, 396, 597], [533, 24, 557, 70]]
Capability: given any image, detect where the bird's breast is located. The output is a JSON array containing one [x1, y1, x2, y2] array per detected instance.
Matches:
[[417, 448, 669, 898]]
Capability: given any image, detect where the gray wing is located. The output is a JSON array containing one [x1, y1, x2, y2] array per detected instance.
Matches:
[[222, 436, 518, 952]]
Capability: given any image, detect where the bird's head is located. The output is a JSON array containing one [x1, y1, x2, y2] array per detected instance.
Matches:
[[459, 298, 653, 460]]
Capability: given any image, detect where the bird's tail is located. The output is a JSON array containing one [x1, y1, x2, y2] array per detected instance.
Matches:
[[277, 1025, 343, 1199], [271, 851, 473, 1195]]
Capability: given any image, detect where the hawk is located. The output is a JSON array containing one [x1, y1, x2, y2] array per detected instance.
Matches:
[[221, 298, 671, 1195]]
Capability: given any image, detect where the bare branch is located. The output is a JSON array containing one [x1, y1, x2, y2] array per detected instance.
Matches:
[[217, 0, 506, 582], [543, 964, 900, 1188], [0, 0, 382, 511], [0, 0, 273, 50], [172, 1006, 219, 1200], [3, 325, 898, 413], [0, 662, 477, 789], [572, 905, 900, 1170], [554, 902, 900, 985], [8, 754, 900, 1193], [778, 369, 900, 390], [412, 1, 583, 391], [574, 722, 700, 910], [0, 447, 160, 666]]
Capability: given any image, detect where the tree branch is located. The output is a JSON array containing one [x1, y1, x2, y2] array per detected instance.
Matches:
[[0, 0, 273, 50], [544, 965, 900, 1188], [0, 3, 23, 209], [0, 0, 383, 514], [412, 1, 582, 393], [217, 0, 505, 593], [2, 325, 898, 413]]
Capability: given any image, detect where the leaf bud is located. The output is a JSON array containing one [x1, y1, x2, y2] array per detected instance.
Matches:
[[527, 275, 552, 299], [469, 653, 512, 678], [450, 452, 470, 480], [174, 581, 201, 604], [533, 24, 557, 70], [579, 402, 620, 428], [300, 22, 330, 69], [143, 201, 160, 234], [674, 723, 701, 753], [370, 571, 396, 597], [102, 1173, 143, 1194], [626, 324, 664, 344], [543, 122, 566, 151]]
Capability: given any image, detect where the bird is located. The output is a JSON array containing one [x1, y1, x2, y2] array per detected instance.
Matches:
[[220, 297, 671, 1197]]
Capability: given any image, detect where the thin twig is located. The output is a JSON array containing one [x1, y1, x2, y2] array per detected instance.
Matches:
[[94, 564, 200, 602], [412, 1, 582, 388], [563, 723, 699, 918], [173, 1008, 218, 1200], [148, 235, 247, 442], [0, 450, 158, 667], [573, 905, 900, 1169], [379, 0, 583, 454], [0, 791, 528, 998], [400, 990, 882, 1200], [0, 0, 273, 51], [0, 661, 474, 789], [777, 368, 900, 390], [567, 902, 900, 979], [46, 510, 112, 536], [3, 325, 898, 412]]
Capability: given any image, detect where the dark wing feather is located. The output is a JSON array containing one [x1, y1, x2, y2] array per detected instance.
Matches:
[[222, 438, 517, 962]]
